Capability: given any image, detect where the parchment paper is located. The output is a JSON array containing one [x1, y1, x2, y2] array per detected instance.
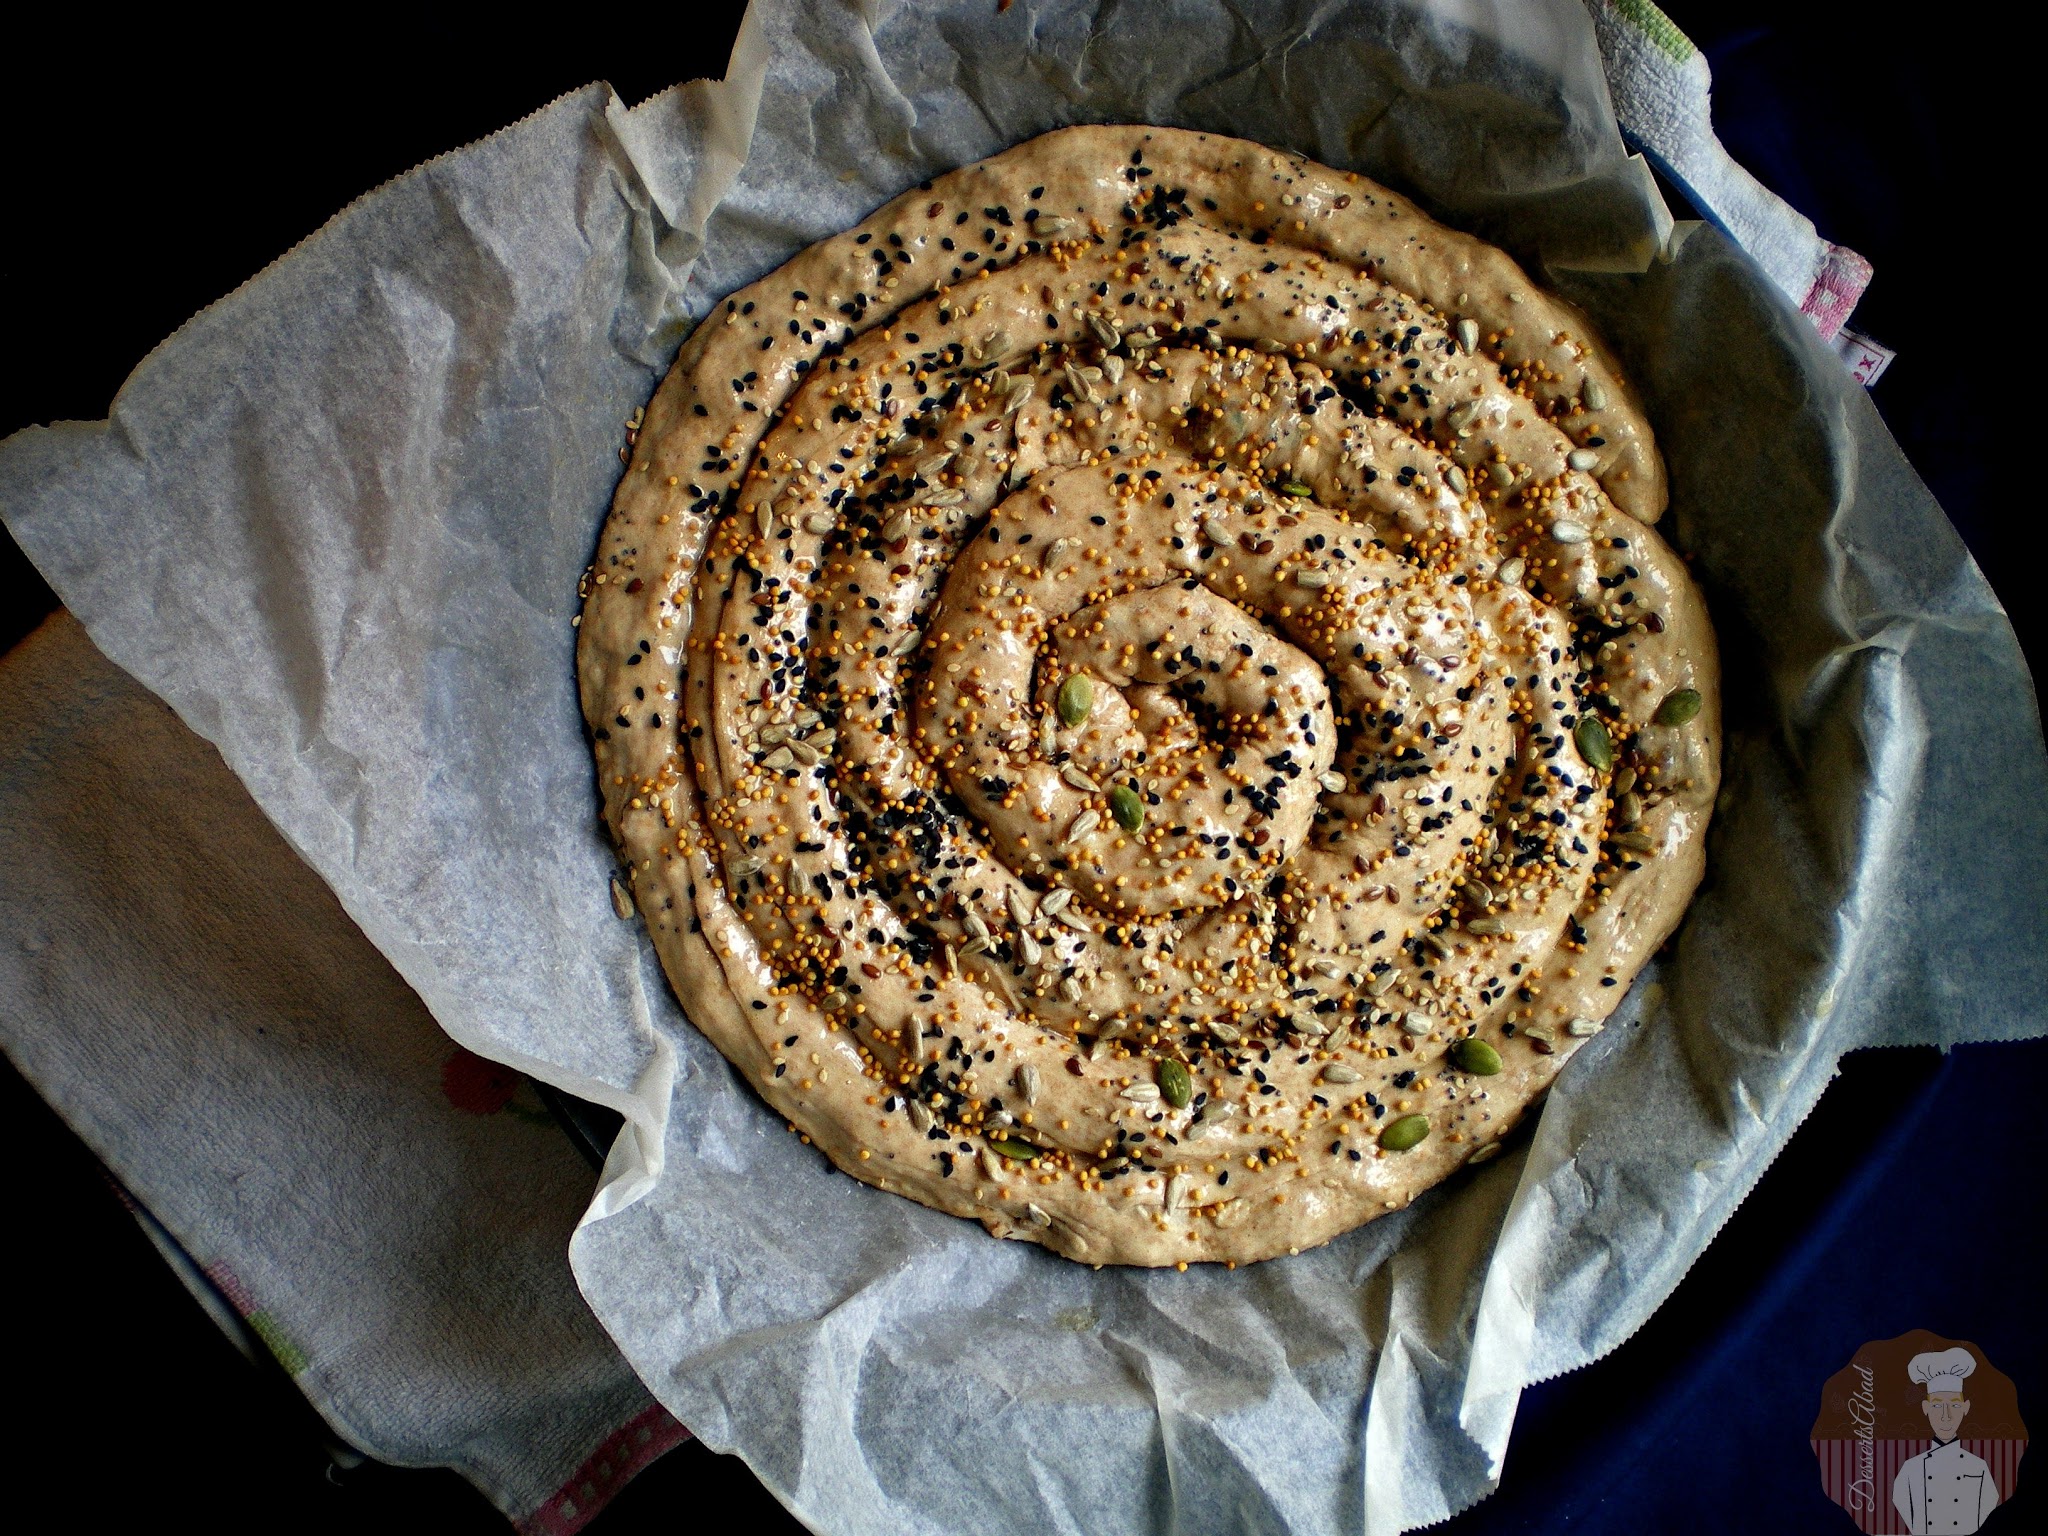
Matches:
[[4, 3, 2043, 1533]]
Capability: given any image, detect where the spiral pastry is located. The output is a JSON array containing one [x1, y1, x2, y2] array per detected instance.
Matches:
[[579, 127, 1718, 1266]]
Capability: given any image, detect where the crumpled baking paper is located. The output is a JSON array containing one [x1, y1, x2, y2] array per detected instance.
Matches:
[[3, 3, 2042, 1533]]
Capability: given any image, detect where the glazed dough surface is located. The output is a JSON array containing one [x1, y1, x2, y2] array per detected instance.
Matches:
[[578, 126, 1719, 1266]]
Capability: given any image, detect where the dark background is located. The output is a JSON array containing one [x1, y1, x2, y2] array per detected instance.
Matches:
[[2, 5, 2037, 1533]]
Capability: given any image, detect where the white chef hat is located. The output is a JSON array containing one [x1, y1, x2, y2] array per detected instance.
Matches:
[[1908, 1347, 1977, 1396]]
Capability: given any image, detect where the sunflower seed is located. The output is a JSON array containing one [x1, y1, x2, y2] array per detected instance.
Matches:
[[1615, 830, 1659, 853], [1324, 1024, 1353, 1052], [882, 511, 914, 542], [805, 729, 836, 753], [609, 876, 634, 920], [1290, 1012, 1330, 1038], [1294, 568, 1332, 589], [819, 988, 849, 1011], [1551, 519, 1590, 544], [1319, 770, 1348, 794], [964, 911, 991, 943], [1023, 1202, 1053, 1228], [1455, 317, 1479, 354], [754, 502, 776, 539], [1018, 930, 1043, 966], [1088, 313, 1121, 348], [1014, 1064, 1041, 1105], [762, 745, 795, 770], [1212, 1198, 1249, 1228], [1616, 791, 1643, 827], [1065, 809, 1102, 843], [915, 451, 955, 479], [1201, 514, 1233, 545], [960, 936, 990, 956], [1036, 215, 1075, 237], [1466, 916, 1507, 936], [1581, 377, 1608, 411], [980, 1149, 1005, 1180], [1368, 970, 1401, 996], [893, 631, 921, 656], [1004, 376, 1035, 413], [1101, 355, 1125, 386], [978, 328, 1013, 363], [1060, 764, 1100, 793], [1060, 976, 1084, 1003], [786, 738, 820, 766], [1164, 1173, 1191, 1212], [907, 1099, 935, 1132], [1488, 461, 1516, 488], [1209, 1020, 1242, 1045], [1496, 557, 1526, 585], [802, 512, 836, 534], [1320, 1063, 1362, 1084], [1566, 448, 1600, 473], [1568, 1017, 1606, 1039], [1120, 1082, 1161, 1103], [923, 487, 966, 507], [728, 854, 764, 878], [1307, 957, 1343, 978], [1446, 464, 1468, 494]]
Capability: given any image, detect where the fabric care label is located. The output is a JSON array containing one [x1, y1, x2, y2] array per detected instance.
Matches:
[[1834, 327, 1897, 388]]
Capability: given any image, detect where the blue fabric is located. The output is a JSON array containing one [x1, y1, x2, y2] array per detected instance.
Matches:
[[1448, 10, 2044, 1531]]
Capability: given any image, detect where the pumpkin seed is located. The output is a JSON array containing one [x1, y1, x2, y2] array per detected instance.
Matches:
[[989, 1136, 1039, 1159], [1654, 688, 1702, 727], [1573, 715, 1614, 772], [1056, 674, 1095, 727], [1280, 480, 1313, 497], [1450, 1037, 1502, 1075], [1158, 1057, 1192, 1108], [1379, 1114, 1430, 1152], [1109, 784, 1145, 833]]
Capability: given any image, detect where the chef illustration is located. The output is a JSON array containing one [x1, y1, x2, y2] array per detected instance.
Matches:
[[1893, 1347, 2001, 1532]]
